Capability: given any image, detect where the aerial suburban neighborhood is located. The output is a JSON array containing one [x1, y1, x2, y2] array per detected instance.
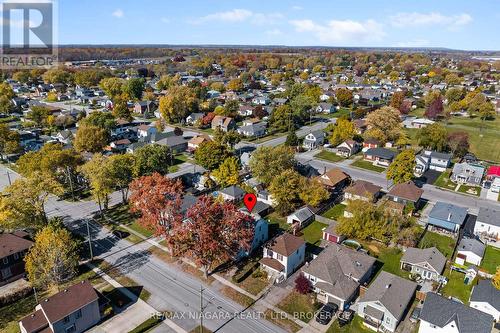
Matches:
[[0, 1, 499, 333]]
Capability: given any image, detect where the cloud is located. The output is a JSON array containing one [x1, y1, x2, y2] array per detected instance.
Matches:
[[290, 19, 385, 44], [190, 9, 282, 25], [265, 29, 283, 36], [292, 5, 303, 11], [390, 12, 472, 29], [112, 9, 124, 18], [395, 39, 430, 48]]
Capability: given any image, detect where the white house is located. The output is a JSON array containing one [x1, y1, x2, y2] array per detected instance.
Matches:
[[455, 237, 485, 266], [137, 124, 157, 138], [419, 292, 494, 333], [400, 247, 447, 282], [357, 271, 417, 333], [473, 207, 500, 244], [470, 280, 500, 322], [303, 130, 325, 150], [260, 233, 306, 282]]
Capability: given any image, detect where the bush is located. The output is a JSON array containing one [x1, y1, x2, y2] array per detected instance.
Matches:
[[0, 284, 33, 307], [294, 273, 312, 294], [251, 269, 267, 279]]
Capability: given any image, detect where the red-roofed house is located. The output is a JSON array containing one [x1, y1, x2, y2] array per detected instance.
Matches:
[[486, 165, 500, 180]]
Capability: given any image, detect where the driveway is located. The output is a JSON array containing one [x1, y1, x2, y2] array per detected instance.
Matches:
[[90, 301, 160, 333]]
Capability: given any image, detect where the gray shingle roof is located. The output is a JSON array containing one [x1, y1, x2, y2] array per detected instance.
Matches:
[[457, 238, 485, 257], [289, 206, 314, 223], [365, 148, 396, 160], [420, 293, 493, 333], [220, 185, 245, 198], [477, 207, 500, 227], [470, 280, 500, 311], [360, 271, 417, 320], [400, 247, 446, 274], [429, 202, 468, 226]]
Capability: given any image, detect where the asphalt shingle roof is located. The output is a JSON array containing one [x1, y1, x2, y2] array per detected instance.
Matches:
[[400, 247, 446, 274], [470, 280, 500, 311], [429, 202, 468, 226], [420, 293, 493, 333], [457, 238, 485, 257], [477, 207, 500, 227]]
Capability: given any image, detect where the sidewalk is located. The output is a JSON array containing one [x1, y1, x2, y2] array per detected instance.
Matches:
[[87, 262, 186, 333]]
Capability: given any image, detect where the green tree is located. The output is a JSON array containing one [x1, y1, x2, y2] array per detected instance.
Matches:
[[0, 172, 63, 229], [386, 150, 416, 184], [133, 144, 172, 177], [269, 169, 303, 214], [479, 101, 495, 121], [124, 78, 145, 100], [73, 124, 108, 153], [0, 124, 21, 158], [212, 157, 240, 188], [112, 93, 133, 121], [108, 154, 135, 203], [25, 224, 79, 289], [227, 78, 243, 91], [159, 85, 198, 123], [270, 105, 295, 132], [365, 106, 402, 143], [79, 111, 116, 132], [417, 123, 448, 151], [79, 154, 114, 214], [0, 83, 15, 115], [299, 178, 329, 207], [249, 146, 295, 185], [99, 77, 125, 99], [330, 118, 356, 146], [284, 130, 300, 147], [194, 141, 230, 171], [42, 68, 72, 84], [28, 106, 50, 127]]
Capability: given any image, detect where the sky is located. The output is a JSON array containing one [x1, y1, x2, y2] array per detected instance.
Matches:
[[55, 0, 500, 50]]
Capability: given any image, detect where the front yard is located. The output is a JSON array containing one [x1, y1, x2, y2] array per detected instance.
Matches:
[[321, 204, 346, 220], [0, 294, 37, 333], [277, 291, 321, 323], [418, 230, 456, 259], [433, 170, 456, 190], [315, 150, 345, 163], [350, 159, 385, 173], [480, 245, 500, 274], [326, 316, 373, 333], [457, 184, 481, 197]]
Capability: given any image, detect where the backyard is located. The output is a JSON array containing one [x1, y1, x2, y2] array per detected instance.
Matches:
[[299, 221, 328, 246], [321, 204, 346, 220], [441, 269, 475, 304], [351, 159, 386, 173], [361, 241, 407, 279], [418, 230, 456, 259], [479, 245, 500, 274]]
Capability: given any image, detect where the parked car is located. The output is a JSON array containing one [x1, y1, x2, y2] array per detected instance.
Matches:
[[315, 302, 338, 325], [338, 309, 354, 327], [410, 307, 421, 323], [112, 229, 130, 239]]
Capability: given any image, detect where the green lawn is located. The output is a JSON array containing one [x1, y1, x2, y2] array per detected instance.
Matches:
[[457, 184, 481, 197], [264, 309, 302, 333], [419, 231, 456, 259], [267, 212, 291, 235], [0, 294, 37, 333], [300, 221, 328, 246], [128, 317, 163, 333], [441, 270, 474, 304], [480, 245, 500, 274], [127, 221, 155, 238], [327, 316, 373, 333], [277, 291, 321, 323], [315, 150, 345, 163], [376, 247, 407, 279], [351, 159, 386, 173], [433, 170, 456, 190], [322, 204, 346, 220]]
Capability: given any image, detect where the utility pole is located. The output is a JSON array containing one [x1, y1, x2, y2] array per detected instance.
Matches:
[[200, 286, 204, 333], [66, 166, 75, 201], [33, 286, 38, 303], [6, 170, 11, 186], [86, 219, 93, 261]]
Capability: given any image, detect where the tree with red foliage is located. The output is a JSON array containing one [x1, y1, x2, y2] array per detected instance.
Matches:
[[424, 96, 443, 120], [168, 195, 255, 278], [399, 100, 412, 115], [253, 105, 268, 119], [447, 131, 470, 158], [201, 112, 215, 127], [294, 273, 312, 294], [128, 173, 184, 236]]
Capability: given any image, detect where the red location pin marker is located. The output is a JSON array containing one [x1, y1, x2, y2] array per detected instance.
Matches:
[[243, 193, 257, 213]]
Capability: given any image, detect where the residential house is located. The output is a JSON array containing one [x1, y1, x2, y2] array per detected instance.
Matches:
[[451, 162, 485, 186], [110, 139, 131, 152], [354, 119, 367, 134], [335, 140, 360, 158], [237, 122, 267, 138], [357, 271, 417, 333], [156, 136, 188, 154], [137, 124, 157, 138], [316, 168, 350, 191], [252, 96, 270, 106], [424, 151, 452, 172], [486, 165, 500, 180], [362, 138, 380, 150], [343, 180, 382, 203], [241, 200, 272, 218], [211, 116, 236, 132], [134, 101, 156, 115], [260, 233, 306, 282], [403, 117, 435, 129], [185, 112, 204, 125], [427, 202, 468, 233], [219, 185, 245, 202], [302, 243, 376, 310], [400, 247, 446, 282], [470, 280, 500, 321], [419, 292, 493, 333], [54, 130, 73, 144], [19, 280, 101, 333], [187, 135, 211, 152], [455, 237, 485, 266], [322, 220, 345, 244], [315, 103, 335, 114], [0, 232, 33, 286], [287, 206, 315, 229], [303, 130, 325, 150], [363, 148, 396, 167], [238, 105, 254, 117], [386, 181, 424, 208], [474, 207, 500, 242], [238, 218, 269, 258]]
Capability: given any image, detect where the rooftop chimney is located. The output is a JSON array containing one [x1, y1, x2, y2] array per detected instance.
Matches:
[[447, 213, 452, 221]]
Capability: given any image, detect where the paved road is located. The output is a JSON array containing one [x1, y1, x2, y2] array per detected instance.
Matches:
[[0, 165, 285, 333]]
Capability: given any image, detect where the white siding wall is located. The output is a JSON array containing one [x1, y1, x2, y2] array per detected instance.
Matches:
[[419, 319, 460, 333], [470, 301, 500, 321]]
